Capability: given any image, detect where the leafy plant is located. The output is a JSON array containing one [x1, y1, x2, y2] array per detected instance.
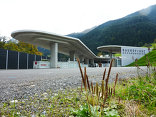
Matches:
[[116, 71, 156, 115], [104, 107, 120, 117], [71, 104, 91, 117], [71, 104, 120, 117]]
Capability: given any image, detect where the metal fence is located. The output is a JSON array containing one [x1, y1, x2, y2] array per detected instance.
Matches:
[[0, 49, 49, 69]]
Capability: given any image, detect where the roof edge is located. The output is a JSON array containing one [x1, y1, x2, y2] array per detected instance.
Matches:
[[11, 30, 97, 58]]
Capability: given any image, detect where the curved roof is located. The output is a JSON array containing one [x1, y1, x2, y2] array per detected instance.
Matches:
[[11, 30, 97, 59], [97, 45, 145, 54], [97, 45, 123, 53]]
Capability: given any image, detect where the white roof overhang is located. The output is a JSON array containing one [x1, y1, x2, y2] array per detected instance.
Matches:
[[97, 45, 123, 53], [11, 30, 97, 59]]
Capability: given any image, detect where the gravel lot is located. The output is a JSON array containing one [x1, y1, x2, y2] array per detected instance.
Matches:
[[0, 67, 147, 101]]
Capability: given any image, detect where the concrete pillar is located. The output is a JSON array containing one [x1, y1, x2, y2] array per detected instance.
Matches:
[[110, 52, 112, 62], [110, 52, 115, 67], [90, 59, 94, 65], [81, 57, 84, 63], [79, 55, 84, 63], [50, 43, 58, 68], [84, 58, 89, 64], [69, 51, 75, 61]]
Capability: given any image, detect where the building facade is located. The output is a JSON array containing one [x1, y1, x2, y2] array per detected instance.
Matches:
[[121, 46, 149, 66]]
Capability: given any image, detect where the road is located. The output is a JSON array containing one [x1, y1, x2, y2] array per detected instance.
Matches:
[[0, 67, 147, 101]]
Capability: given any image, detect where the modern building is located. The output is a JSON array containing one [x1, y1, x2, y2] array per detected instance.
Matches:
[[97, 45, 150, 66], [11, 30, 150, 68], [11, 30, 96, 68]]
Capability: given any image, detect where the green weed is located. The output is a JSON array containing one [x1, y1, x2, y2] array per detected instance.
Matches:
[[116, 73, 156, 116]]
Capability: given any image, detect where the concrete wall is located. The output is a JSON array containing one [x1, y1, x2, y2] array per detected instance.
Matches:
[[33, 61, 88, 69], [58, 61, 88, 68]]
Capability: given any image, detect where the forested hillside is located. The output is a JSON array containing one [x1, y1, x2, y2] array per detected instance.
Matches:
[[69, 4, 156, 54]]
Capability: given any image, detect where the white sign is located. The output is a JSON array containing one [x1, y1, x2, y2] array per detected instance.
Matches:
[[33, 61, 50, 69], [121, 47, 149, 66]]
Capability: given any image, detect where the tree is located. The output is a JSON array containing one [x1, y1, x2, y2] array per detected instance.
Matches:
[[17, 41, 43, 55], [0, 36, 7, 49], [3, 42, 19, 51], [154, 39, 156, 43], [0, 36, 7, 42], [97, 52, 103, 57], [144, 43, 152, 48], [138, 42, 143, 47], [0, 37, 43, 56]]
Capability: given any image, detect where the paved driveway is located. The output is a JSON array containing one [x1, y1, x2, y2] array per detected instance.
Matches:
[[0, 67, 146, 101]]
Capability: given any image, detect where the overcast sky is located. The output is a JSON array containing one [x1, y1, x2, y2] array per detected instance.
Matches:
[[0, 0, 156, 37]]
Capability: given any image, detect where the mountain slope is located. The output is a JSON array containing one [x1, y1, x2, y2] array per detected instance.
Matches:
[[67, 26, 97, 38], [71, 4, 156, 54]]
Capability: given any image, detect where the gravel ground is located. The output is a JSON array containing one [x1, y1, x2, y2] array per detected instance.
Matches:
[[0, 67, 147, 101]]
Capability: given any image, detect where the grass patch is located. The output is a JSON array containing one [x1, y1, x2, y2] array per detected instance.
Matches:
[[116, 72, 156, 116], [0, 88, 123, 117], [127, 50, 156, 66], [0, 88, 85, 116], [114, 53, 121, 57]]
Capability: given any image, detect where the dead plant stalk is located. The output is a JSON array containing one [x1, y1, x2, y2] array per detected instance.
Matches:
[[103, 59, 114, 106]]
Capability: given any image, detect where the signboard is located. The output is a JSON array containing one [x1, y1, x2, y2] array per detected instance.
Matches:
[[121, 47, 149, 66], [33, 61, 50, 69]]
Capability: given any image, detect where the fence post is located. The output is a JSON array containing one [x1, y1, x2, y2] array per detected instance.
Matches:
[[27, 54, 29, 69], [41, 56, 42, 61], [35, 54, 36, 61], [6, 50, 8, 70], [17, 52, 19, 69]]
